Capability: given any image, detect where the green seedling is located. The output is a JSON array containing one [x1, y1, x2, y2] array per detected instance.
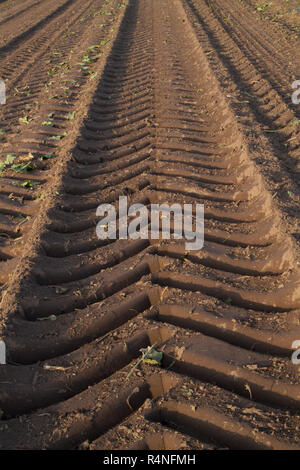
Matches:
[[243, 91, 256, 98], [87, 45, 101, 52], [11, 162, 34, 173], [50, 132, 67, 140], [82, 70, 94, 76], [256, 3, 272, 11], [81, 55, 94, 64], [19, 116, 31, 124], [48, 67, 57, 75], [37, 314, 57, 321], [12, 180, 41, 188], [0, 153, 17, 172], [140, 347, 163, 365], [100, 39, 110, 46], [67, 112, 76, 120], [127, 344, 163, 378], [21, 180, 41, 188], [5, 153, 16, 164], [89, 72, 98, 79]]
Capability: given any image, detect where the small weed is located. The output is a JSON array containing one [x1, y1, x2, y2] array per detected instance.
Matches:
[[67, 112, 76, 120], [12, 180, 41, 189], [256, 3, 272, 12], [100, 39, 110, 46], [19, 116, 31, 124], [50, 132, 67, 140], [0, 153, 17, 172], [127, 344, 163, 378], [5, 153, 16, 164], [11, 162, 35, 173]]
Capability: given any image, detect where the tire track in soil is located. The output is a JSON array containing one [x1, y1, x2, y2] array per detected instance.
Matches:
[[243, 0, 300, 39], [0, 0, 108, 135], [0, 0, 124, 286], [0, 0, 97, 123], [0, 0, 299, 450], [0, 0, 78, 50], [0, 0, 45, 28], [183, 0, 300, 181]]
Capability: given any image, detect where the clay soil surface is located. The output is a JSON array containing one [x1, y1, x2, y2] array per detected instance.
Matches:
[[0, 0, 299, 450]]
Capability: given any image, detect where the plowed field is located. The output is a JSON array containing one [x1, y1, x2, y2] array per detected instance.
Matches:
[[0, 0, 299, 450]]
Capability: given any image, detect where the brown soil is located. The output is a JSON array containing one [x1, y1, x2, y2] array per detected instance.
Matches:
[[245, 0, 299, 40], [0, 0, 299, 450]]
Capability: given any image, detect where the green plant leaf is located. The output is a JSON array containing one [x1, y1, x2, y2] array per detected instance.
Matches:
[[5, 153, 17, 164], [140, 347, 163, 365], [19, 116, 31, 124], [11, 162, 34, 173], [66, 112, 75, 120], [22, 180, 41, 188], [50, 132, 67, 140]]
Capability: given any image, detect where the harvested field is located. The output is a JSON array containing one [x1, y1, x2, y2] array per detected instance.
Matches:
[[0, 0, 299, 450]]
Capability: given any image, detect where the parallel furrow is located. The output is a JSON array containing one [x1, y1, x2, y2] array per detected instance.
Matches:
[[0, 0, 126, 288], [183, 0, 300, 180], [0, 0, 299, 451]]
